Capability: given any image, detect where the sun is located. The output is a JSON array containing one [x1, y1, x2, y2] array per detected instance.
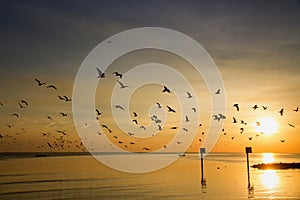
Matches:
[[255, 117, 278, 136]]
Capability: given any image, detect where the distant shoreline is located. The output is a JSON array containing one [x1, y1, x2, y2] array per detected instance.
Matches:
[[251, 162, 300, 170]]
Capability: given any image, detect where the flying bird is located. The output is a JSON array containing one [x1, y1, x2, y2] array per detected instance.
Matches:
[[279, 108, 284, 116], [252, 105, 258, 110], [288, 123, 295, 128], [46, 116, 53, 120], [60, 112, 67, 117], [183, 128, 188, 132], [185, 115, 190, 122], [63, 96, 71, 102], [114, 105, 125, 110], [96, 109, 102, 116], [192, 107, 196, 112], [233, 117, 237, 123], [158, 125, 162, 130], [117, 80, 129, 89], [140, 125, 146, 130], [132, 119, 138, 124], [35, 79, 46, 86], [20, 100, 28, 106], [167, 106, 176, 113], [58, 95, 65, 100], [47, 85, 57, 90], [18, 103, 26, 108], [162, 86, 171, 93], [293, 107, 298, 112], [262, 106, 268, 110], [156, 102, 162, 108], [186, 92, 192, 98], [240, 128, 244, 134], [215, 89, 221, 94], [213, 115, 221, 121], [256, 122, 261, 126], [96, 68, 105, 78], [113, 72, 122, 79], [280, 140, 285, 143], [233, 103, 239, 111], [133, 112, 138, 117], [143, 147, 151, 151], [11, 113, 19, 118], [128, 132, 135, 136], [248, 137, 252, 141]]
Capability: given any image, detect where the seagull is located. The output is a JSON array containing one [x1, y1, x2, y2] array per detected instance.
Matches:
[[140, 126, 146, 130], [162, 86, 170, 93], [293, 107, 298, 112], [231, 137, 235, 140], [132, 119, 138, 124], [20, 100, 28, 106], [167, 106, 176, 113], [6, 124, 12, 128], [11, 113, 19, 118], [202, 132, 205, 135], [186, 92, 192, 98], [240, 128, 244, 134], [96, 68, 105, 78], [253, 105, 258, 110], [248, 137, 252, 141], [262, 106, 268, 110], [288, 123, 295, 128], [117, 80, 129, 89], [63, 96, 71, 102], [47, 85, 57, 90], [34, 79, 46, 86], [280, 140, 285, 143], [57, 130, 67, 135], [130, 142, 136, 144], [176, 141, 182, 144], [96, 109, 102, 116], [233, 104, 239, 111], [215, 89, 221, 94], [279, 108, 284, 116], [233, 117, 237, 123], [192, 107, 196, 112], [158, 125, 162, 130], [113, 72, 122, 79], [256, 121, 261, 126], [128, 132, 135, 136], [185, 115, 190, 122], [213, 115, 221, 121], [156, 102, 162, 108], [183, 128, 188, 132], [60, 112, 67, 117], [218, 114, 226, 119], [46, 116, 53, 120], [18, 103, 26, 108], [114, 105, 125, 110], [143, 147, 151, 151], [133, 112, 138, 117], [170, 126, 178, 129], [58, 95, 65, 100]]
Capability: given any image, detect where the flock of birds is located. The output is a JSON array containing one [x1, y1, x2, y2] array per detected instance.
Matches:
[[0, 68, 298, 152]]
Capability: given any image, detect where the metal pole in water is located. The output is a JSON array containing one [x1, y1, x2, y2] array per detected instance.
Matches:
[[200, 148, 206, 184], [245, 147, 252, 189]]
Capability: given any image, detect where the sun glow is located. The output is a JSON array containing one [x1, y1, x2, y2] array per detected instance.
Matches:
[[255, 117, 278, 136], [263, 153, 275, 163], [261, 170, 279, 189]]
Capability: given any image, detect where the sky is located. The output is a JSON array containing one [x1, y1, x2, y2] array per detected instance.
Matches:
[[0, 0, 299, 153]]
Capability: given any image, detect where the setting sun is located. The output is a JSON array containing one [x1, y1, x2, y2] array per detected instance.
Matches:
[[255, 117, 278, 136]]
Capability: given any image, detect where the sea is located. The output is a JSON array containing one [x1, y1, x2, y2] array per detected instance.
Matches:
[[0, 152, 299, 200]]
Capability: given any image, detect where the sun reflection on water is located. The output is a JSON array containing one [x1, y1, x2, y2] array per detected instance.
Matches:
[[261, 170, 279, 189]]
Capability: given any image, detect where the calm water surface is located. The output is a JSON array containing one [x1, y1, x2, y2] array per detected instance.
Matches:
[[0, 153, 299, 200]]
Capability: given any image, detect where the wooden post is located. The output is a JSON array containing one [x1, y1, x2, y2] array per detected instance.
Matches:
[[200, 148, 206, 185], [245, 147, 252, 189]]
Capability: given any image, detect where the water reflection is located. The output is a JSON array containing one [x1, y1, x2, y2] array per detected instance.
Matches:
[[262, 153, 274, 163], [261, 170, 279, 189]]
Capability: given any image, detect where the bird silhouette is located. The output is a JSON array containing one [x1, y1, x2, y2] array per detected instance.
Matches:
[[96, 109, 102, 116], [117, 80, 129, 89], [186, 92, 192, 98], [96, 68, 105, 78], [46, 116, 53, 120], [140, 126, 146, 130], [215, 89, 220, 94], [20, 100, 28, 106], [11, 113, 19, 118], [63, 96, 71, 101], [167, 106, 176, 113], [288, 123, 295, 128], [60, 112, 67, 117], [170, 126, 178, 129], [133, 112, 138, 117], [213, 115, 221, 121], [35, 79, 46, 86], [240, 128, 244, 134], [162, 86, 171, 93], [156, 102, 162, 108], [256, 121, 261, 126], [233, 117, 237, 123], [279, 108, 284, 116], [6, 124, 12, 128], [183, 128, 188, 132], [253, 105, 258, 110], [248, 137, 252, 141], [143, 147, 151, 151], [132, 119, 138, 124], [114, 105, 125, 110], [233, 104, 239, 111], [262, 106, 267, 110], [113, 72, 122, 79], [192, 107, 196, 112], [293, 107, 298, 112], [18, 103, 26, 108], [280, 140, 285, 143], [231, 137, 235, 140], [128, 132, 135, 136], [47, 85, 57, 90], [58, 95, 65, 100], [185, 115, 190, 122], [158, 125, 162, 130]]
